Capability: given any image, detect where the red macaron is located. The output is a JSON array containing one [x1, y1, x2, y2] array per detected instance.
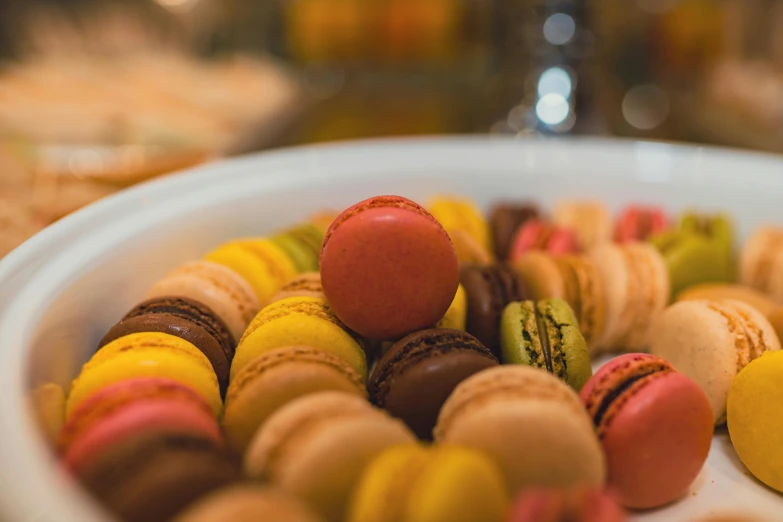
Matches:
[[614, 206, 668, 242], [580, 354, 714, 509], [320, 195, 460, 340], [509, 219, 579, 262]]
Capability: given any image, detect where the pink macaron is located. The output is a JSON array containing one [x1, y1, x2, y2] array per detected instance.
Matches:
[[508, 487, 627, 522], [580, 354, 713, 509], [63, 397, 223, 473], [614, 206, 668, 243], [509, 219, 579, 262], [59, 377, 213, 452], [320, 195, 460, 340]]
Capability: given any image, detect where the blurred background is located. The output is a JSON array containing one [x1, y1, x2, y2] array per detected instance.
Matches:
[[1, 0, 781, 256]]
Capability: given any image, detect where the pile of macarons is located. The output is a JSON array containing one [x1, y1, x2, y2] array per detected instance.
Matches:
[[49, 194, 783, 522]]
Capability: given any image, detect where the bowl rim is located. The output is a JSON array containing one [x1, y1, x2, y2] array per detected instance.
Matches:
[[1, 135, 783, 522]]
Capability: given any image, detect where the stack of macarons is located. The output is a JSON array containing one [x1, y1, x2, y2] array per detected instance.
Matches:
[[50, 193, 783, 522]]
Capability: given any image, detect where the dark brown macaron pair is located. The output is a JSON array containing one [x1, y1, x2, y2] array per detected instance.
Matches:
[[460, 263, 528, 357], [489, 203, 539, 260], [99, 297, 235, 396], [369, 328, 498, 440], [78, 432, 240, 522]]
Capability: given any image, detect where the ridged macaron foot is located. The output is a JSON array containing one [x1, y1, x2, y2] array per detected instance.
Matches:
[[613, 205, 668, 243], [347, 444, 509, 522], [459, 263, 528, 357], [320, 195, 460, 340], [513, 252, 606, 350], [146, 260, 260, 342], [173, 485, 325, 522], [66, 332, 223, 418], [553, 200, 612, 250], [59, 377, 211, 452], [509, 219, 579, 261], [581, 354, 713, 508], [270, 272, 325, 303], [223, 346, 367, 452], [488, 203, 539, 260], [77, 432, 240, 522], [244, 391, 415, 522], [99, 296, 234, 396], [434, 366, 605, 495], [499, 299, 592, 391], [728, 350, 783, 493], [588, 242, 669, 353], [508, 487, 627, 522], [205, 239, 297, 306], [231, 296, 367, 381], [369, 328, 498, 439], [650, 299, 781, 424], [63, 395, 224, 473]]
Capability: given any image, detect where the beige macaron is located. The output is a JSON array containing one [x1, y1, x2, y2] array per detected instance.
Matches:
[[172, 485, 324, 522], [222, 346, 367, 452], [553, 200, 612, 250], [434, 366, 605, 495], [147, 260, 260, 342], [270, 272, 325, 303], [650, 299, 781, 424], [739, 226, 783, 296], [588, 242, 669, 353], [244, 391, 415, 522]]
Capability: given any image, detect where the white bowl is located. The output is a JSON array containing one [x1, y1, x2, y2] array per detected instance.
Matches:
[[1, 137, 782, 522]]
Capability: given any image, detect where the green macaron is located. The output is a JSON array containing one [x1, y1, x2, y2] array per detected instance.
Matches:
[[499, 298, 592, 391], [272, 224, 324, 273]]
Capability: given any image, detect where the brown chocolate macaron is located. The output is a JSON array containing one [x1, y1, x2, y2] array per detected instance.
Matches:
[[460, 264, 528, 357], [99, 297, 234, 395], [78, 432, 240, 522], [489, 203, 539, 260], [369, 328, 498, 440]]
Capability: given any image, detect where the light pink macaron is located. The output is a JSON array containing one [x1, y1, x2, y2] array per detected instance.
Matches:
[[63, 398, 223, 473]]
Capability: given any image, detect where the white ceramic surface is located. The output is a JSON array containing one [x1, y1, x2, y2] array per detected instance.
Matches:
[[1, 137, 782, 522]]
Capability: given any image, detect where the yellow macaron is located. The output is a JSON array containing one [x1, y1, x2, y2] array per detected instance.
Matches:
[[428, 197, 493, 254], [436, 284, 467, 331], [348, 444, 509, 522], [65, 332, 222, 418], [232, 297, 367, 381], [206, 239, 297, 306], [727, 350, 783, 493]]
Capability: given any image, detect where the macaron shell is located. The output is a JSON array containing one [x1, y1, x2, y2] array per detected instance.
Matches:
[[621, 243, 670, 351], [205, 242, 287, 307], [63, 398, 224, 473], [268, 414, 416, 522], [540, 299, 593, 390], [677, 283, 780, 315], [659, 234, 732, 298], [508, 488, 627, 522], [436, 283, 468, 331], [589, 244, 632, 351], [739, 226, 783, 291], [347, 444, 430, 522], [563, 255, 606, 350], [404, 446, 509, 522], [598, 371, 713, 508], [99, 314, 231, 396], [271, 272, 325, 303], [223, 347, 367, 452], [440, 397, 605, 494], [232, 297, 367, 380], [727, 351, 783, 493], [172, 486, 325, 522], [59, 377, 211, 451], [67, 333, 222, 418], [488, 203, 539, 260], [448, 229, 494, 265], [79, 433, 240, 522], [147, 261, 260, 342], [320, 196, 460, 340], [428, 197, 492, 253], [554, 201, 611, 250], [513, 252, 565, 302]]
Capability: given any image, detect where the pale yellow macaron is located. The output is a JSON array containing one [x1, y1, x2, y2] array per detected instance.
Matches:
[[428, 196, 493, 255], [66, 332, 222, 418], [436, 284, 467, 331], [232, 297, 367, 381], [727, 350, 783, 493]]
